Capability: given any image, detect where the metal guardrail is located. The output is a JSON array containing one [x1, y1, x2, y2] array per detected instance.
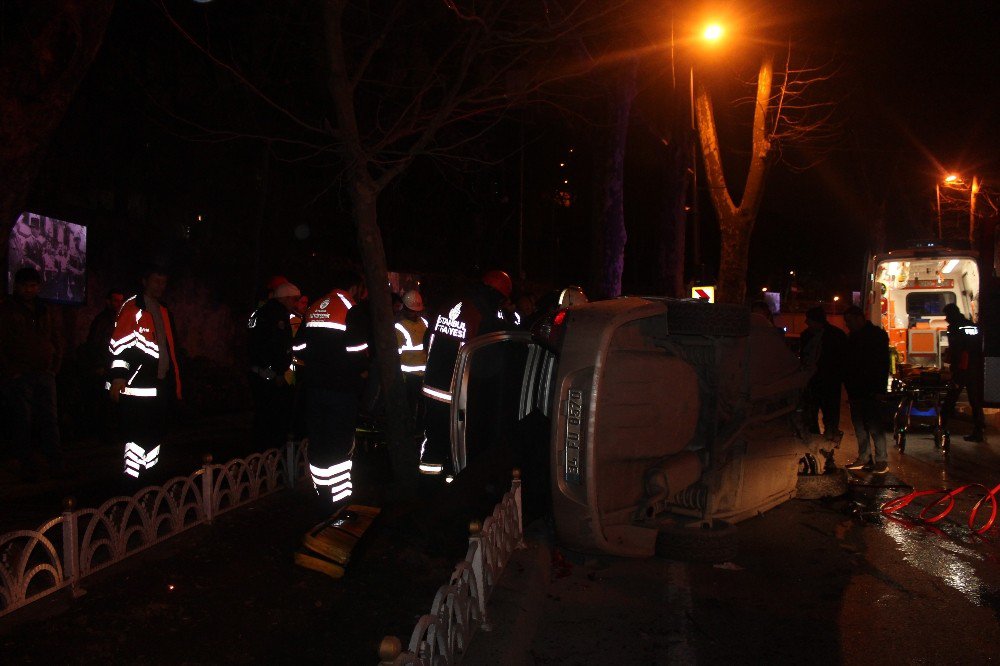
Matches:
[[377, 470, 525, 665], [0, 440, 309, 618]]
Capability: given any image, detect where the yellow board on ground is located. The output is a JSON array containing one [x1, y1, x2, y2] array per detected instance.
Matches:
[[691, 285, 715, 303], [295, 504, 381, 579]]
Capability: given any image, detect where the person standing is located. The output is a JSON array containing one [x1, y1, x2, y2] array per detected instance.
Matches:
[[247, 281, 302, 451], [83, 289, 125, 439], [296, 271, 369, 508], [395, 290, 429, 432], [941, 302, 985, 442], [108, 268, 182, 481], [0, 268, 64, 480], [799, 306, 848, 441], [420, 269, 518, 479], [843, 306, 891, 474]]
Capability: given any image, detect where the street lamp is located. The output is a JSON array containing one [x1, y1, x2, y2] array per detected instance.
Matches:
[[936, 173, 980, 244]]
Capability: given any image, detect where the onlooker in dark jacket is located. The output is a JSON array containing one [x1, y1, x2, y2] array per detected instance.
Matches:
[[0, 268, 65, 480], [799, 306, 847, 441], [843, 306, 890, 474], [941, 302, 985, 442], [81, 289, 125, 440]]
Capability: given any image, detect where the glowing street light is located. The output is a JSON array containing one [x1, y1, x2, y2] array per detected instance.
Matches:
[[703, 23, 724, 42], [936, 172, 980, 243]]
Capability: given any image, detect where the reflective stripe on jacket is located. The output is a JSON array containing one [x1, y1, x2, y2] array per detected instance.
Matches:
[[395, 316, 428, 375], [108, 295, 182, 399], [296, 289, 368, 390]]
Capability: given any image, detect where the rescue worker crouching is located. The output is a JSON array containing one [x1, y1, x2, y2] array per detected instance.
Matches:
[[296, 271, 369, 508], [420, 269, 520, 480], [108, 268, 181, 482], [247, 281, 303, 451]]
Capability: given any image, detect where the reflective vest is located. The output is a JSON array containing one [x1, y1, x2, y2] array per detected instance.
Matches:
[[395, 316, 429, 375], [422, 285, 515, 402], [296, 290, 369, 390], [108, 295, 182, 399]]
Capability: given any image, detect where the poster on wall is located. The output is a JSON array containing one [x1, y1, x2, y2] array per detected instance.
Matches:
[[6, 211, 88, 304]]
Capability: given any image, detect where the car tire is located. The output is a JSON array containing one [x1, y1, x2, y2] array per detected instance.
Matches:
[[795, 468, 848, 500], [666, 300, 750, 337], [654, 519, 738, 563]]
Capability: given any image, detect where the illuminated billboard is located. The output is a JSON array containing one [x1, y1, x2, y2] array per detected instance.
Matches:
[[7, 211, 87, 304]]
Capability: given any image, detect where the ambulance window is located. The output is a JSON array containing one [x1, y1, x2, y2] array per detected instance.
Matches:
[[906, 291, 955, 317]]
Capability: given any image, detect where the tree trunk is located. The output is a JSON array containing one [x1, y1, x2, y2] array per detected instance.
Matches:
[[348, 173, 414, 485], [716, 213, 754, 305], [595, 60, 638, 300], [694, 56, 774, 304], [0, 1, 116, 270], [657, 135, 689, 297]]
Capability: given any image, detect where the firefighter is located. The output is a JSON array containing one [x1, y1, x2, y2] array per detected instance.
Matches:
[[248, 281, 302, 451], [108, 267, 181, 481], [395, 290, 429, 432], [420, 269, 519, 479], [942, 302, 985, 442], [296, 271, 369, 507]]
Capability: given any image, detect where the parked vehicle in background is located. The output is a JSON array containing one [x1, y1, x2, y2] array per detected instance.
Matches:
[[449, 296, 814, 558], [865, 243, 979, 375]]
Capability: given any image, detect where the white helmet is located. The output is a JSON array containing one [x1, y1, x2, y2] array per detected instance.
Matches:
[[402, 290, 425, 312]]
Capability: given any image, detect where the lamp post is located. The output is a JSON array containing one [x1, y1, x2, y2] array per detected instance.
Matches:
[[936, 173, 979, 244]]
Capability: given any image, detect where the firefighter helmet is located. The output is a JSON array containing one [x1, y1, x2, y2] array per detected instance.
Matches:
[[402, 290, 425, 312], [482, 270, 513, 298]]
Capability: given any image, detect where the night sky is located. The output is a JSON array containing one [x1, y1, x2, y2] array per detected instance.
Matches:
[[19, 0, 1000, 306]]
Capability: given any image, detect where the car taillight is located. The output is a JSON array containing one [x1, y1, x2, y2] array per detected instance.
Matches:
[[532, 307, 569, 351]]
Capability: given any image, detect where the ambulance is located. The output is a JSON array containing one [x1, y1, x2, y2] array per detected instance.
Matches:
[[864, 243, 979, 374]]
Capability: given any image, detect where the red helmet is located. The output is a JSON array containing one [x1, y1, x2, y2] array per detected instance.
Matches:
[[482, 270, 513, 298]]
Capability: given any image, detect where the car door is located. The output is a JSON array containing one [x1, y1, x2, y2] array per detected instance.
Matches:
[[450, 331, 539, 473]]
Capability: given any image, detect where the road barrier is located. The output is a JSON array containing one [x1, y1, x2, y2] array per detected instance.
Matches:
[[0, 440, 309, 618], [377, 470, 525, 665]]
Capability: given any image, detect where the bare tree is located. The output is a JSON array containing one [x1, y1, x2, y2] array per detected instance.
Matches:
[[694, 48, 838, 303], [0, 1, 116, 271], [321, 0, 625, 477]]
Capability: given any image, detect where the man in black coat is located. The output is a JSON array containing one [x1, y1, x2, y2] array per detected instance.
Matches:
[[941, 302, 985, 442], [799, 306, 848, 441], [843, 306, 891, 474], [247, 281, 302, 451]]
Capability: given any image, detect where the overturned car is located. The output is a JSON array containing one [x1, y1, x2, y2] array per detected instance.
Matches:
[[448, 296, 819, 558]]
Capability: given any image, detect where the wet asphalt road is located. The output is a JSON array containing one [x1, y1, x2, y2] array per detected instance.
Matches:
[[525, 409, 1000, 665], [3, 405, 999, 664]]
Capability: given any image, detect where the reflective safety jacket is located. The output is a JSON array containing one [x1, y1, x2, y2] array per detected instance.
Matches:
[[296, 289, 369, 391], [108, 294, 182, 399], [422, 283, 519, 402], [395, 315, 429, 375]]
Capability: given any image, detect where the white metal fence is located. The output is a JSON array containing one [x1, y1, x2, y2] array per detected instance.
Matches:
[[0, 440, 309, 618], [377, 470, 525, 665]]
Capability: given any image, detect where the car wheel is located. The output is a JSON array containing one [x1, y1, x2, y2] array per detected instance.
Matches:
[[795, 468, 848, 500], [654, 519, 738, 563], [666, 300, 750, 337]]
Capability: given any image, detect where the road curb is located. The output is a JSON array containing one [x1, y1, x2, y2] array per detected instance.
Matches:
[[463, 521, 553, 663]]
